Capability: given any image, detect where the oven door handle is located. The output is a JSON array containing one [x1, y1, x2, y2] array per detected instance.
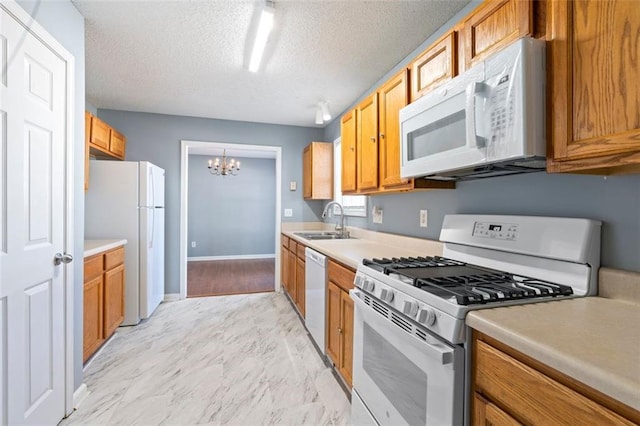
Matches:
[[351, 289, 456, 366]]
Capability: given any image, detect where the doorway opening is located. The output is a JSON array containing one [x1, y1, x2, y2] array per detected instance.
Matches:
[[179, 141, 282, 299]]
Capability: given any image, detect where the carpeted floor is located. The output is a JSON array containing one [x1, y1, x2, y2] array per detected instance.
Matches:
[[187, 258, 275, 298]]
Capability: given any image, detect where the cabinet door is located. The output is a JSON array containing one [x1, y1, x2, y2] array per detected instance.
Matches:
[[90, 115, 110, 150], [379, 69, 412, 189], [357, 93, 379, 190], [410, 30, 457, 101], [295, 257, 305, 318], [281, 246, 289, 293], [302, 145, 312, 198], [288, 248, 297, 300], [341, 111, 357, 193], [547, 0, 640, 173], [339, 288, 354, 387], [326, 280, 342, 366], [110, 129, 126, 159], [474, 393, 522, 426], [83, 275, 104, 362], [104, 263, 125, 338], [461, 0, 532, 70]]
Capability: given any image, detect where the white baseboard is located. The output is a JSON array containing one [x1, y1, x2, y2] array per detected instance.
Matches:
[[163, 293, 181, 302], [73, 383, 89, 409], [187, 254, 275, 261]]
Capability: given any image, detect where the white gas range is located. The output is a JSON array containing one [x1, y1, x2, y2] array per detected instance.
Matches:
[[349, 214, 601, 425]]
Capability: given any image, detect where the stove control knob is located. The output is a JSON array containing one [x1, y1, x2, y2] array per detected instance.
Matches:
[[380, 288, 395, 302], [364, 279, 375, 292], [417, 308, 436, 326], [402, 300, 418, 317]]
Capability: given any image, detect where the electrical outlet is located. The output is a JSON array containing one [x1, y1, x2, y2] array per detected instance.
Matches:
[[191, 241, 196, 248], [284, 208, 293, 217], [373, 206, 383, 224], [420, 210, 428, 228], [289, 181, 297, 191]]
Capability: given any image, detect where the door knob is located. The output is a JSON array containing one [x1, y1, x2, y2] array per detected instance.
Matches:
[[54, 253, 74, 265]]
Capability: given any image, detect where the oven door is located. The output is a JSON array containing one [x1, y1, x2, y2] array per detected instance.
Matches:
[[351, 289, 464, 426]]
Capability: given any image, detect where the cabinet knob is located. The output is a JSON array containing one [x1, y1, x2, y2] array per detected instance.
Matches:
[[370, 137, 376, 143], [338, 328, 342, 334], [380, 133, 385, 139], [350, 146, 355, 152]]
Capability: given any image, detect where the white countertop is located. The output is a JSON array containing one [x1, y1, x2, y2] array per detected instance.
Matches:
[[84, 239, 127, 257], [467, 268, 640, 412], [282, 224, 443, 269]]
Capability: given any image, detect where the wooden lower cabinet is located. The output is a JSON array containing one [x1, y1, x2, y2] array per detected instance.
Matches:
[[82, 275, 104, 362], [104, 264, 125, 337], [473, 332, 640, 425], [326, 260, 355, 387], [295, 256, 305, 317], [281, 234, 306, 318], [83, 246, 126, 362]]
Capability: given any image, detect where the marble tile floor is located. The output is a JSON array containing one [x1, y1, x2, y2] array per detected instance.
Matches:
[[62, 292, 351, 425]]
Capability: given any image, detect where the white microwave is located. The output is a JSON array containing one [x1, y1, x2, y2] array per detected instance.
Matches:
[[400, 37, 547, 181]]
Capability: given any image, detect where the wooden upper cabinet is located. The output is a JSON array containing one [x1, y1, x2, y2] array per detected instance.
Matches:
[[461, 0, 533, 71], [340, 110, 357, 193], [356, 92, 379, 191], [110, 129, 126, 159], [379, 69, 412, 189], [410, 30, 458, 102], [546, 0, 640, 174], [303, 142, 333, 200], [90, 114, 110, 150], [86, 111, 126, 161]]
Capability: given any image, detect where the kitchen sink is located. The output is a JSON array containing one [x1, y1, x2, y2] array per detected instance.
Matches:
[[294, 231, 354, 240]]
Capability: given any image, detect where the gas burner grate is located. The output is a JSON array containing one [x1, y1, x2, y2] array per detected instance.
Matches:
[[362, 256, 465, 274], [417, 273, 574, 305]]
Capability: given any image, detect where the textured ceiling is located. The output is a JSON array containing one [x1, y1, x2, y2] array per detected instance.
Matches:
[[74, 0, 470, 128]]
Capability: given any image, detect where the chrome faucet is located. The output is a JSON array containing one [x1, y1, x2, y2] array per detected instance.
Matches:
[[322, 201, 348, 238]]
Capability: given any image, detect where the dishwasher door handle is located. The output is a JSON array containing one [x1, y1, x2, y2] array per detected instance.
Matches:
[[305, 248, 326, 265]]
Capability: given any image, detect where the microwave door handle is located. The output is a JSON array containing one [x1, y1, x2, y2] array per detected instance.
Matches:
[[465, 82, 488, 148]]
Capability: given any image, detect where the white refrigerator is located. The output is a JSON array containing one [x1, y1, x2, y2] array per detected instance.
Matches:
[[85, 160, 165, 325]]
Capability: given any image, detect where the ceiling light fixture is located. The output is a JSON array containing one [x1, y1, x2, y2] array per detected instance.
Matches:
[[208, 150, 241, 176], [315, 107, 323, 125], [248, 1, 275, 73], [321, 101, 331, 121]]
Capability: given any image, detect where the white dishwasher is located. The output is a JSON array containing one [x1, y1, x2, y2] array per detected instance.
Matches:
[[305, 247, 327, 354]]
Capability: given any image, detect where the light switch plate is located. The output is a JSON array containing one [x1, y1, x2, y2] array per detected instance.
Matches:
[[289, 181, 297, 191], [284, 208, 293, 217]]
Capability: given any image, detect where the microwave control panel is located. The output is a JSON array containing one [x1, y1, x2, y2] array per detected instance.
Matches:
[[488, 74, 516, 144], [473, 221, 519, 241]]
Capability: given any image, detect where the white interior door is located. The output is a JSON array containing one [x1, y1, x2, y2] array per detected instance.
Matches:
[[0, 4, 69, 424]]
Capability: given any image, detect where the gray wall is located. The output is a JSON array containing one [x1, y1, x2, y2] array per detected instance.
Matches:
[[97, 110, 326, 294], [17, 0, 86, 390], [323, 1, 640, 273], [188, 155, 276, 257]]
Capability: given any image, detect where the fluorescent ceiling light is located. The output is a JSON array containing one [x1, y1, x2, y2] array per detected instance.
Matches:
[[321, 102, 331, 121], [248, 3, 275, 73]]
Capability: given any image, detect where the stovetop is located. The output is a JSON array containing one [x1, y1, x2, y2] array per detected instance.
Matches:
[[362, 256, 573, 306]]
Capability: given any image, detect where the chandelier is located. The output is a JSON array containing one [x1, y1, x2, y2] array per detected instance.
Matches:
[[208, 150, 240, 176]]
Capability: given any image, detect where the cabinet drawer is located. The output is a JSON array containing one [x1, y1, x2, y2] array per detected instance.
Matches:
[[328, 260, 355, 292], [105, 246, 125, 270], [296, 243, 306, 260], [281, 234, 289, 249], [289, 240, 298, 255], [475, 339, 633, 425], [84, 254, 104, 281]]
